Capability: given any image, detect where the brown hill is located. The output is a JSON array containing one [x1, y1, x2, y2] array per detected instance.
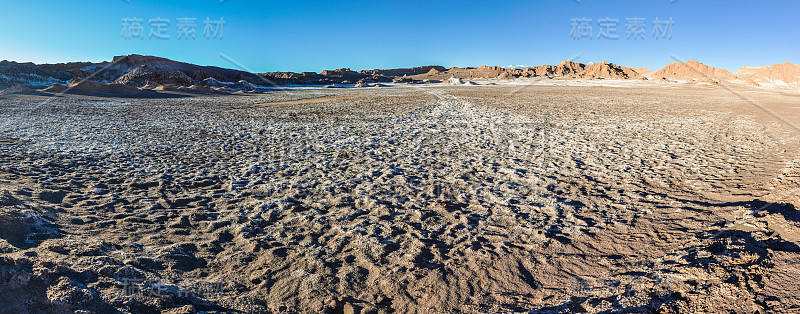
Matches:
[[111, 54, 261, 84], [747, 62, 800, 86], [0, 84, 35, 95], [741, 79, 761, 87], [574, 61, 641, 79], [359, 65, 447, 77], [42, 79, 171, 98], [630, 68, 655, 80], [649, 60, 736, 83], [735, 66, 769, 79], [476, 66, 504, 72], [113, 65, 195, 87], [41, 84, 68, 93], [553, 61, 586, 77], [522, 65, 554, 77]]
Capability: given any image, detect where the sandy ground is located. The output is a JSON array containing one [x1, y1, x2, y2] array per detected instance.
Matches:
[[0, 82, 799, 313]]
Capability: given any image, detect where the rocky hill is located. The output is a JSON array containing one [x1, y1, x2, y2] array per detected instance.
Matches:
[[574, 61, 641, 79], [745, 62, 800, 87], [647, 60, 737, 83], [1, 55, 798, 93]]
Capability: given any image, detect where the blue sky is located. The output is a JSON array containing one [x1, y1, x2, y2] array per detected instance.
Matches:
[[0, 0, 797, 72]]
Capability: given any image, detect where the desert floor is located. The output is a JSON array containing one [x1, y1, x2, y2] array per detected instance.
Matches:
[[1, 82, 799, 313]]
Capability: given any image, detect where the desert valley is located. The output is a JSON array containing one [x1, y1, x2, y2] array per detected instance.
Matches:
[[1, 54, 800, 313]]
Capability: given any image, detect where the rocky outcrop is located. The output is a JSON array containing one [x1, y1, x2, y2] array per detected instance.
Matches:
[[0, 84, 35, 95], [0, 60, 72, 89], [648, 60, 736, 83], [392, 75, 420, 83], [39, 78, 163, 97], [359, 65, 447, 77], [113, 65, 195, 87], [321, 68, 356, 75], [735, 66, 769, 79], [2, 54, 798, 90], [746, 62, 800, 86], [190, 69, 226, 82], [553, 61, 586, 77], [574, 61, 641, 79]]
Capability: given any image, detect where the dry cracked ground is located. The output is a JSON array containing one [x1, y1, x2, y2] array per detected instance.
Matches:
[[0, 82, 799, 313]]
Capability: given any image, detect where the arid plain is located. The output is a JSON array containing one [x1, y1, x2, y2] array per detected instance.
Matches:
[[1, 80, 800, 313]]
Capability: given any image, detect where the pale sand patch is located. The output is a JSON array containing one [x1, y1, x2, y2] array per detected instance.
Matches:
[[251, 94, 362, 107]]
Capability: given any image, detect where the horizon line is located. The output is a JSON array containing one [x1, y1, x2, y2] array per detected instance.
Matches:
[[0, 54, 791, 74]]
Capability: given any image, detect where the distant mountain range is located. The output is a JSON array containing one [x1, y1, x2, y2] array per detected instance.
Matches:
[[1, 54, 799, 96]]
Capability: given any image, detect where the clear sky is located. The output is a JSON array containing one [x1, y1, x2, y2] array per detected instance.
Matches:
[[0, 0, 798, 73]]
